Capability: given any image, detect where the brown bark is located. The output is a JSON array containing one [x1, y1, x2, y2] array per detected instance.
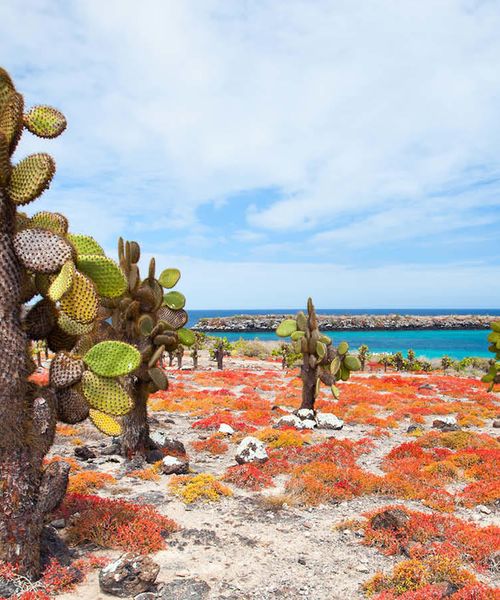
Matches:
[[0, 192, 67, 578], [299, 357, 318, 410], [120, 383, 150, 459]]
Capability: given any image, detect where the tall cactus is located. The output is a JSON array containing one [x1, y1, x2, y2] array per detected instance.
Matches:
[[97, 239, 195, 459], [482, 320, 500, 391], [0, 68, 137, 577], [276, 298, 361, 410]]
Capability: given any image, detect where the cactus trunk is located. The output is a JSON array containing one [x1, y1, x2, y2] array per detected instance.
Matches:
[[300, 360, 317, 410], [120, 383, 150, 458], [0, 192, 67, 578]]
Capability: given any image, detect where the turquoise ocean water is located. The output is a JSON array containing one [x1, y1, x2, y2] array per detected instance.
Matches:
[[188, 309, 500, 360]]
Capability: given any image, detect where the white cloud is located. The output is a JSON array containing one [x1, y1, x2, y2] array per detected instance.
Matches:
[[1, 1, 499, 305], [143, 253, 500, 309]]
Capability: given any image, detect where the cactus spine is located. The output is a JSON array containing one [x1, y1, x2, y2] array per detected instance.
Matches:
[[276, 298, 361, 410], [0, 67, 136, 578]]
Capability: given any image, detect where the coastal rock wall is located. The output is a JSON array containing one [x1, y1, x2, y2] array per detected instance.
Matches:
[[193, 314, 495, 332]]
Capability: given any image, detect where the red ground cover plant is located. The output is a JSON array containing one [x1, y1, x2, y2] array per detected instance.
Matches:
[[192, 434, 229, 455], [54, 494, 179, 554], [67, 472, 116, 494], [223, 464, 274, 491], [191, 412, 256, 433], [359, 506, 500, 598]]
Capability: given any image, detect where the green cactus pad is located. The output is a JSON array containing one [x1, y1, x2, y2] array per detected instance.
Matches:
[[291, 330, 305, 341], [316, 341, 326, 359], [177, 328, 195, 347], [163, 291, 186, 310], [14, 228, 74, 274], [148, 367, 168, 391], [23, 105, 67, 138], [276, 319, 297, 337], [0, 132, 9, 187], [158, 268, 181, 289], [344, 355, 361, 371], [58, 311, 94, 336], [331, 385, 340, 399], [29, 211, 68, 236], [330, 356, 341, 375], [89, 409, 122, 436], [59, 271, 98, 324], [138, 314, 154, 336], [48, 260, 75, 301], [0, 90, 23, 152], [67, 234, 104, 256], [83, 340, 141, 377], [337, 341, 349, 355], [77, 254, 127, 298], [8, 153, 55, 205], [296, 311, 308, 331], [82, 371, 133, 416]]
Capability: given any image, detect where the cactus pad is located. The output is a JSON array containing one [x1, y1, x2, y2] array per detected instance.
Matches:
[[276, 319, 297, 337], [89, 409, 122, 436], [8, 153, 55, 205], [48, 260, 75, 301], [177, 328, 195, 347], [157, 306, 188, 330], [23, 105, 67, 138], [67, 234, 104, 256], [83, 340, 141, 377], [14, 228, 74, 274], [23, 298, 56, 340], [0, 132, 9, 187], [158, 268, 181, 289], [337, 341, 349, 355], [29, 211, 68, 236], [163, 290, 186, 310], [56, 387, 89, 424], [59, 271, 98, 324], [344, 355, 361, 371], [0, 90, 23, 152], [77, 254, 127, 298], [50, 352, 84, 388], [47, 324, 77, 353], [82, 371, 133, 416], [148, 367, 168, 390], [58, 311, 94, 336]]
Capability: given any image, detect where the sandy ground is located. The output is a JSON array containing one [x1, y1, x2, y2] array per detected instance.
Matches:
[[50, 351, 498, 600]]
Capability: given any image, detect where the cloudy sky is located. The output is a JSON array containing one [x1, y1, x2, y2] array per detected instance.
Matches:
[[2, 0, 500, 308]]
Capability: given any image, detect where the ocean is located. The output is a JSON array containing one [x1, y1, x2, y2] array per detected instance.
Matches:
[[187, 309, 500, 360]]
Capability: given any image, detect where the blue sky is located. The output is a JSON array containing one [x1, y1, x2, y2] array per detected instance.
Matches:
[[1, 0, 500, 309]]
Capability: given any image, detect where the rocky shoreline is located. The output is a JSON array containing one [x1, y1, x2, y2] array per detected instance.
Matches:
[[193, 314, 495, 332]]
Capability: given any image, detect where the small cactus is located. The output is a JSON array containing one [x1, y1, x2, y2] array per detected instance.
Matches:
[[482, 321, 500, 391], [94, 238, 195, 458], [275, 298, 361, 410]]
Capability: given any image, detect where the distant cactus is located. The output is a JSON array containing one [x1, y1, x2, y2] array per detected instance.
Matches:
[[392, 351, 405, 371], [482, 321, 500, 391], [0, 68, 137, 577], [441, 355, 453, 372], [276, 298, 361, 410], [407, 349, 416, 369], [210, 337, 232, 370], [97, 239, 195, 458], [190, 332, 207, 369], [358, 344, 370, 371]]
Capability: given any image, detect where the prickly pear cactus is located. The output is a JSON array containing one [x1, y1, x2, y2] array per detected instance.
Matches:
[[0, 66, 137, 578], [276, 298, 361, 410], [95, 238, 195, 457], [482, 321, 500, 391]]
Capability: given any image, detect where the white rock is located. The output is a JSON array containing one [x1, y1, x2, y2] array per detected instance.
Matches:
[[161, 455, 189, 475], [438, 415, 457, 425], [296, 408, 315, 421], [477, 504, 492, 515], [316, 413, 344, 430], [276, 414, 303, 429], [301, 419, 317, 430], [218, 423, 235, 435], [235, 436, 268, 464]]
